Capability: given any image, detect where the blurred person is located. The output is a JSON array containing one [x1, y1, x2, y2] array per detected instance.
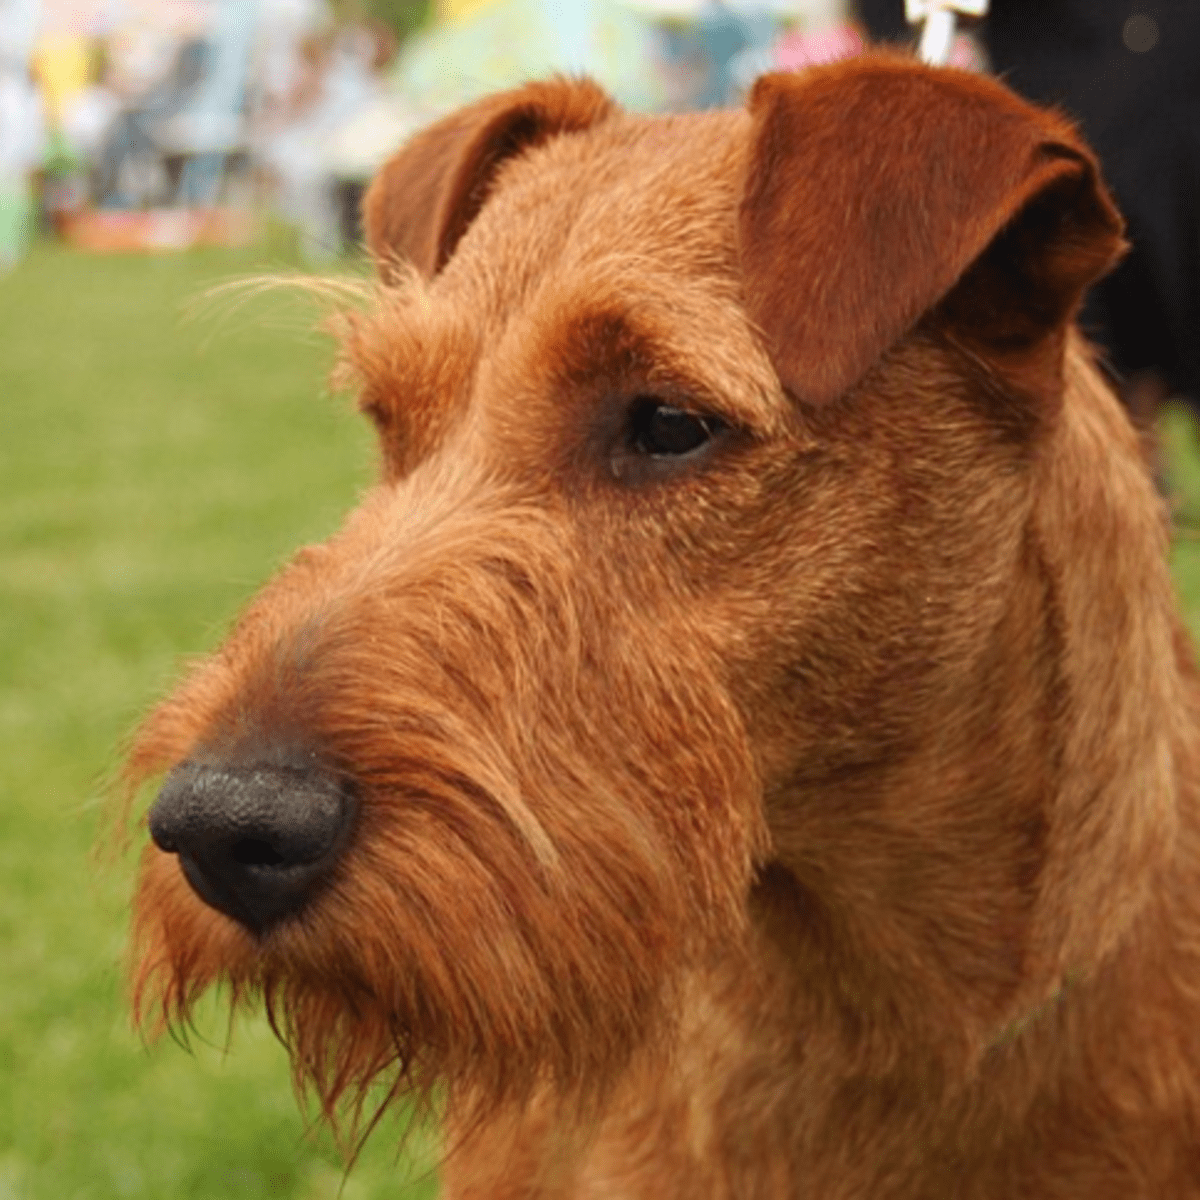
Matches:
[[31, 28, 89, 126], [94, 34, 206, 206], [151, 0, 260, 206], [35, 34, 114, 220], [104, 18, 179, 98], [858, 0, 1200, 429], [0, 0, 45, 269], [59, 41, 120, 169], [251, 0, 331, 133], [258, 20, 384, 258]]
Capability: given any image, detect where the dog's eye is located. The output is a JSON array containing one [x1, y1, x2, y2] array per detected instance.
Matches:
[[629, 399, 726, 458]]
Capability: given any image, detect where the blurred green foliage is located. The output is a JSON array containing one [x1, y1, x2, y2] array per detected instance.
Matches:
[[333, 0, 432, 41]]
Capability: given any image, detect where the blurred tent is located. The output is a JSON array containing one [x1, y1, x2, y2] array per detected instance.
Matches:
[[390, 0, 666, 114]]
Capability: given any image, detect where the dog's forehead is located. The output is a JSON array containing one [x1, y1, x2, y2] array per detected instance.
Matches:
[[444, 108, 750, 312], [346, 106, 784, 466]]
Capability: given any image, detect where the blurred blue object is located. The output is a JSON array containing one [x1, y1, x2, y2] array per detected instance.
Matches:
[[98, 0, 258, 208], [391, 0, 667, 114], [694, 6, 777, 107], [153, 0, 259, 204], [627, 1, 801, 109]]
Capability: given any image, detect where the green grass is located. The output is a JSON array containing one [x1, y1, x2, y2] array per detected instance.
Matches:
[[1163, 406, 1200, 621], [6, 239, 1200, 1200], [1, 240, 436, 1200]]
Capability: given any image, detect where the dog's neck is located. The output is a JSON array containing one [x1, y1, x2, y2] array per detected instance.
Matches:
[[719, 339, 1200, 1189]]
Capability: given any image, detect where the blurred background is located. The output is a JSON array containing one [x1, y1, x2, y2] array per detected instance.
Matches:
[[0, 0, 861, 267], [3, 1, 1198, 1197]]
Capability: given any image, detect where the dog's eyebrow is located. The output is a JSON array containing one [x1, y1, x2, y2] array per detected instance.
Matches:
[[541, 282, 791, 436], [330, 273, 482, 476]]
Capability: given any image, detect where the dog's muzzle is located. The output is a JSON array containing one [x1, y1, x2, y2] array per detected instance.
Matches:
[[148, 759, 357, 935]]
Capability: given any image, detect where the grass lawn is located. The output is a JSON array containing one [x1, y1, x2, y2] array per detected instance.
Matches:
[[5, 238, 1200, 1200], [1, 240, 436, 1200]]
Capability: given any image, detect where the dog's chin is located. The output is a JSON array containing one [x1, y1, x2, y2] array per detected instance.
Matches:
[[130, 887, 425, 1123], [133, 844, 679, 1128]]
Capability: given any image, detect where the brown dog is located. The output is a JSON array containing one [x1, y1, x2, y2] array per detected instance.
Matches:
[[129, 55, 1200, 1197]]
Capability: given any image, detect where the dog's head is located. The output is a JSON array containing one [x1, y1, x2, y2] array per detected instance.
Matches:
[[130, 56, 1182, 1130]]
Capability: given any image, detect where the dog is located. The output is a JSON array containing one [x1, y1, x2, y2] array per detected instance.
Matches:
[[128, 54, 1200, 1197]]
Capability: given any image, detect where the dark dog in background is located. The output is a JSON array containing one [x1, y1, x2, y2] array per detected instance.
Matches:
[[860, 0, 1200, 430]]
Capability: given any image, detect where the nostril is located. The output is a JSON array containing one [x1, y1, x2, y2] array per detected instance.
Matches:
[[231, 837, 287, 868]]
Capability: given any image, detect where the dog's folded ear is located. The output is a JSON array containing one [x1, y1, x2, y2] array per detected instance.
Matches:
[[363, 77, 615, 281], [739, 59, 1126, 407]]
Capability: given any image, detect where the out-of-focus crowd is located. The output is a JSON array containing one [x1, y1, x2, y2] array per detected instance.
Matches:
[[0, 0, 871, 267], [0, 0, 420, 263]]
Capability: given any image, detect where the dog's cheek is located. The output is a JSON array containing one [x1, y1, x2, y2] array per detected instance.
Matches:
[[716, 385, 1039, 791]]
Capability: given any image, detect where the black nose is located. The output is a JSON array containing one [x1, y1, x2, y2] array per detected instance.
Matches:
[[148, 759, 357, 935]]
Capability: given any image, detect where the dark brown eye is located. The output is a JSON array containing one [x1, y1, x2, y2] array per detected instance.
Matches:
[[629, 399, 726, 458]]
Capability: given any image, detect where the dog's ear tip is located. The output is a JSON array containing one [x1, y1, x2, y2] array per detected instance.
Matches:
[[363, 77, 617, 280], [744, 72, 781, 114], [525, 74, 618, 115]]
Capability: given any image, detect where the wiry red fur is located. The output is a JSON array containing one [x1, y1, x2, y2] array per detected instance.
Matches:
[[130, 491, 764, 1126], [129, 55, 1200, 1196]]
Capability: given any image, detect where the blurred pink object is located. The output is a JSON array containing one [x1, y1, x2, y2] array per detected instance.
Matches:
[[773, 24, 983, 74], [58, 206, 256, 252], [774, 25, 863, 72], [944, 34, 985, 71]]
